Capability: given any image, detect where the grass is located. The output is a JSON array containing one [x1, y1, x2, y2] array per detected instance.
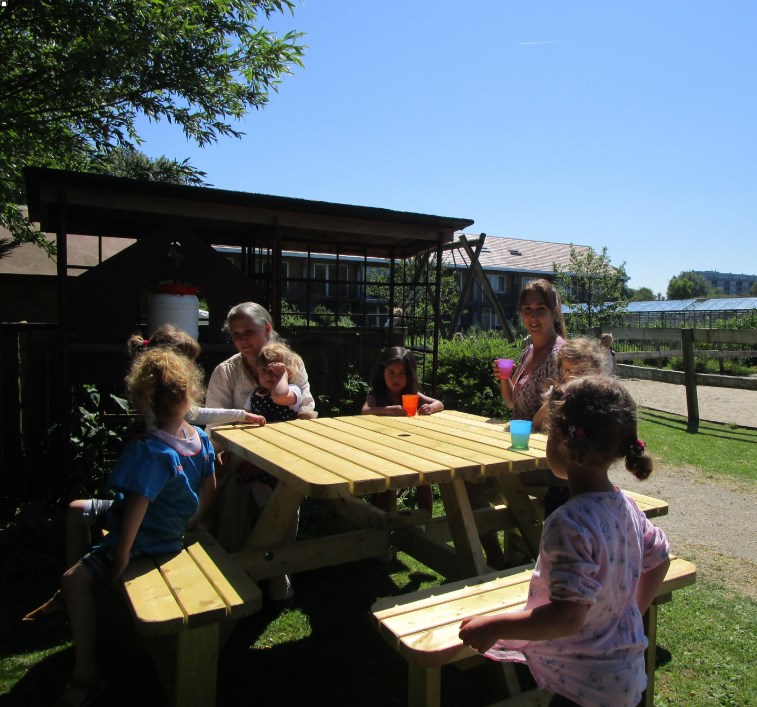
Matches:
[[637, 408, 757, 482], [2, 412, 756, 706]]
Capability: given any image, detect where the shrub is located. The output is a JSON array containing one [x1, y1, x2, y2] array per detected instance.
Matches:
[[436, 331, 521, 419]]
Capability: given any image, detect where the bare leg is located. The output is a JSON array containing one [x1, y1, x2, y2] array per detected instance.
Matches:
[[66, 500, 93, 567], [56, 563, 101, 705]]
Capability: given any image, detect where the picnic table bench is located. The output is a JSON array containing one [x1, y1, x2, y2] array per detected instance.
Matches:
[[122, 529, 262, 707], [372, 556, 696, 707]]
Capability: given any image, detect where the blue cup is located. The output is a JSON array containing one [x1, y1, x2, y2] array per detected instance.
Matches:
[[510, 420, 532, 450]]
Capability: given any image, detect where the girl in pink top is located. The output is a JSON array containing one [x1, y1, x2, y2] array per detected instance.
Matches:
[[459, 376, 670, 707]]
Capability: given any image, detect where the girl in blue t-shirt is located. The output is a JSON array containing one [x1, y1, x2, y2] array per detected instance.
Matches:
[[53, 348, 216, 707]]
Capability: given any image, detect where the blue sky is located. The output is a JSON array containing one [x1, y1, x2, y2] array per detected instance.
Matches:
[[134, 0, 756, 298]]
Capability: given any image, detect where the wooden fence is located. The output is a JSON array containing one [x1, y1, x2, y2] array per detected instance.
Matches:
[[600, 327, 757, 430]]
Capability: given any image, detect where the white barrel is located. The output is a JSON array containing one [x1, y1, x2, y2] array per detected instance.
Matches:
[[147, 283, 200, 339]]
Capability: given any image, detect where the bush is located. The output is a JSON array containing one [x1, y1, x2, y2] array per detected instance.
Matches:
[[436, 331, 521, 419]]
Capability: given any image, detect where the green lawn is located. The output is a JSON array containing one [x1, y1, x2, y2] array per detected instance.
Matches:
[[637, 408, 757, 482]]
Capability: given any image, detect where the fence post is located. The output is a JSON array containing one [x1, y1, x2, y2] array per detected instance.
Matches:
[[681, 328, 699, 432]]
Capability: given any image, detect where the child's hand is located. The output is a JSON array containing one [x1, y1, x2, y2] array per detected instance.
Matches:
[[459, 616, 501, 653], [267, 362, 288, 382], [243, 412, 266, 426], [418, 403, 433, 415]]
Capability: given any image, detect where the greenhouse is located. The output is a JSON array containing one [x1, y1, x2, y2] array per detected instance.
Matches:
[[611, 297, 757, 328]]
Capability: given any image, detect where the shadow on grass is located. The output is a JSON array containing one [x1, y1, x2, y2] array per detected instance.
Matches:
[[639, 409, 757, 444]]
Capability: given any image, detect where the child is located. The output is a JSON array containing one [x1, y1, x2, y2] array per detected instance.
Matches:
[[53, 347, 216, 707], [362, 346, 444, 512], [531, 337, 605, 431], [249, 341, 305, 423], [459, 375, 670, 707], [600, 332, 617, 375], [362, 346, 443, 417], [24, 326, 260, 623]]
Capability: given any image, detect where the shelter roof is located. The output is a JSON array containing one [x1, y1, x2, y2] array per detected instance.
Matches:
[[24, 167, 474, 259]]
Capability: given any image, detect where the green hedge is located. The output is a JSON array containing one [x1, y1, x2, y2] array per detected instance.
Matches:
[[436, 332, 522, 419]]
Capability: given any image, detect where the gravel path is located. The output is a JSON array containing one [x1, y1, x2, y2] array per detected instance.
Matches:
[[608, 377, 757, 598]]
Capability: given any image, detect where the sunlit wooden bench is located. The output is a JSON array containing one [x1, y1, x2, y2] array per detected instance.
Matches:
[[122, 530, 262, 707], [372, 556, 696, 707], [622, 489, 668, 519]]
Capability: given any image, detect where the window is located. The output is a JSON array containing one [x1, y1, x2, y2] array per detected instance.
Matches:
[[481, 307, 497, 330], [312, 263, 348, 298], [253, 259, 289, 294], [488, 274, 506, 293]]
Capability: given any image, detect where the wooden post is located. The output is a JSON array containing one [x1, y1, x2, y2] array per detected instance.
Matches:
[[681, 328, 699, 432]]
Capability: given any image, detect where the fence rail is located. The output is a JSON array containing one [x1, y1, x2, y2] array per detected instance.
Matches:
[[603, 326, 757, 430]]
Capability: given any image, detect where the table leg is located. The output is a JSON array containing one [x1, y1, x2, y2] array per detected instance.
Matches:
[[439, 479, 489, 577], [246, 482, 305, 549], [491, 474, 542, 560]]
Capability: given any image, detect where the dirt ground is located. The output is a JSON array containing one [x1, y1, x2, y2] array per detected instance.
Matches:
[[609, 377, 757, 599]]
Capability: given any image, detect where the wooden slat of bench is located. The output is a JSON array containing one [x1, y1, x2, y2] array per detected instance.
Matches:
[[184, 531, 262, 620], [374, 557, 696, 669], [159, 550, 228, 629], [623, 490, 669, 518], [123, 557, 186, 635]]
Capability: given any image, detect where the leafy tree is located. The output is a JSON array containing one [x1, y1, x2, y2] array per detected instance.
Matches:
[[666, 271, 713, 300], [629, 286, 655, 302], [553, 246, 628, 332], [90, 147, 208, 186], [1, 0, 304, 254]]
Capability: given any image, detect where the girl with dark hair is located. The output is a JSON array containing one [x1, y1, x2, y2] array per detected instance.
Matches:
[[460, 376, 668, 707]]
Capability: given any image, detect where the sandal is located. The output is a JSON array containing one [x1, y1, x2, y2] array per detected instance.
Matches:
[[53, 675, 107, 707], [23, 589, 64, 622]]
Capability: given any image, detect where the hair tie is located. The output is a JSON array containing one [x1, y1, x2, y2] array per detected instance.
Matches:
[[629, 438, 646, 454], [568, 425, 586, 439], [142, 338, 150, 347]]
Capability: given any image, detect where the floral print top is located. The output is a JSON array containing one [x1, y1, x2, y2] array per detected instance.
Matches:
[[511, 336, 564, 420], [485, 489, 670, 707]]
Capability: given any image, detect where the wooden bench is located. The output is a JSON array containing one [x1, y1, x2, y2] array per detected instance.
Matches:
[[122, 530, 262, 707], [623, 489, 669, 519], [372, 556, 696, 707]]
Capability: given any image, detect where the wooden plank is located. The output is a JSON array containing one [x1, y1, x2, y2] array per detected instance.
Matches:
[[622, 490, 668, 518], [123, 556, 185, 636], [158, 550, 227, 629], [173, 624, 219, 707], [278, 421, 419, 491], [232, 528, 391, 579], [345, 416, 515, 477], [212, 425, 350, 498], [183, 532, 262, 620], [491, 475, 542, 560], [293, 418, 438, 487], [439, 479, 489, 577]]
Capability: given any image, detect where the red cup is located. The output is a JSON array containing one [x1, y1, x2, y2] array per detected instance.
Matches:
[[497, 358, 514, 379], [402, 394, 419, 416]]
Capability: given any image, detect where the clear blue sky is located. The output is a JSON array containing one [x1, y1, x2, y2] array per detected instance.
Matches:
[[134, 0, 756, 298]]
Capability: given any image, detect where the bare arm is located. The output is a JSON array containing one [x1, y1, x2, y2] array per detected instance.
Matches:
[[362, 392, 405, 416], [636, 557, 670, 615], [459, 599, 589, 654], [532, 402, 547, 431], [187, 474, 217, 530], [418, 393, 444, 415], [110, 492, 150, 583], [267, 362, 298, 406]]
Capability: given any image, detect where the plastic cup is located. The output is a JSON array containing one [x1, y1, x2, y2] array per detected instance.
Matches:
[[497, 358, 514, 378], [402, 394, 419, 417], [510, 419, 532, 450]]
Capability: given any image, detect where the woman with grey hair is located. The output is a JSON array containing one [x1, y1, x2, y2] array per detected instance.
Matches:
[[206, 302, 315, 601]]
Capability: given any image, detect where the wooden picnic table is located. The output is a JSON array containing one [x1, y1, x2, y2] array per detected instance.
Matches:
[[211, 410, 550, 581]]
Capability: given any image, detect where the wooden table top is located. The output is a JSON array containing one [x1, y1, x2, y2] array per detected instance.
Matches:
[[212, 410, 549, 499]]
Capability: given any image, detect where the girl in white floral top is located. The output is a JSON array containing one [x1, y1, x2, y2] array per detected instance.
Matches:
[[460, 376, 670, 707]]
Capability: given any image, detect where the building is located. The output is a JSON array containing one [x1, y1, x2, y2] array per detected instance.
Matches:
[[695, 271, 757, 296], [443, 234, 595, 331]]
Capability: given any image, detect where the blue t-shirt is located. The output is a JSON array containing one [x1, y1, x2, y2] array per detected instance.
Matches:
[[102, 427, 215, 555]]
